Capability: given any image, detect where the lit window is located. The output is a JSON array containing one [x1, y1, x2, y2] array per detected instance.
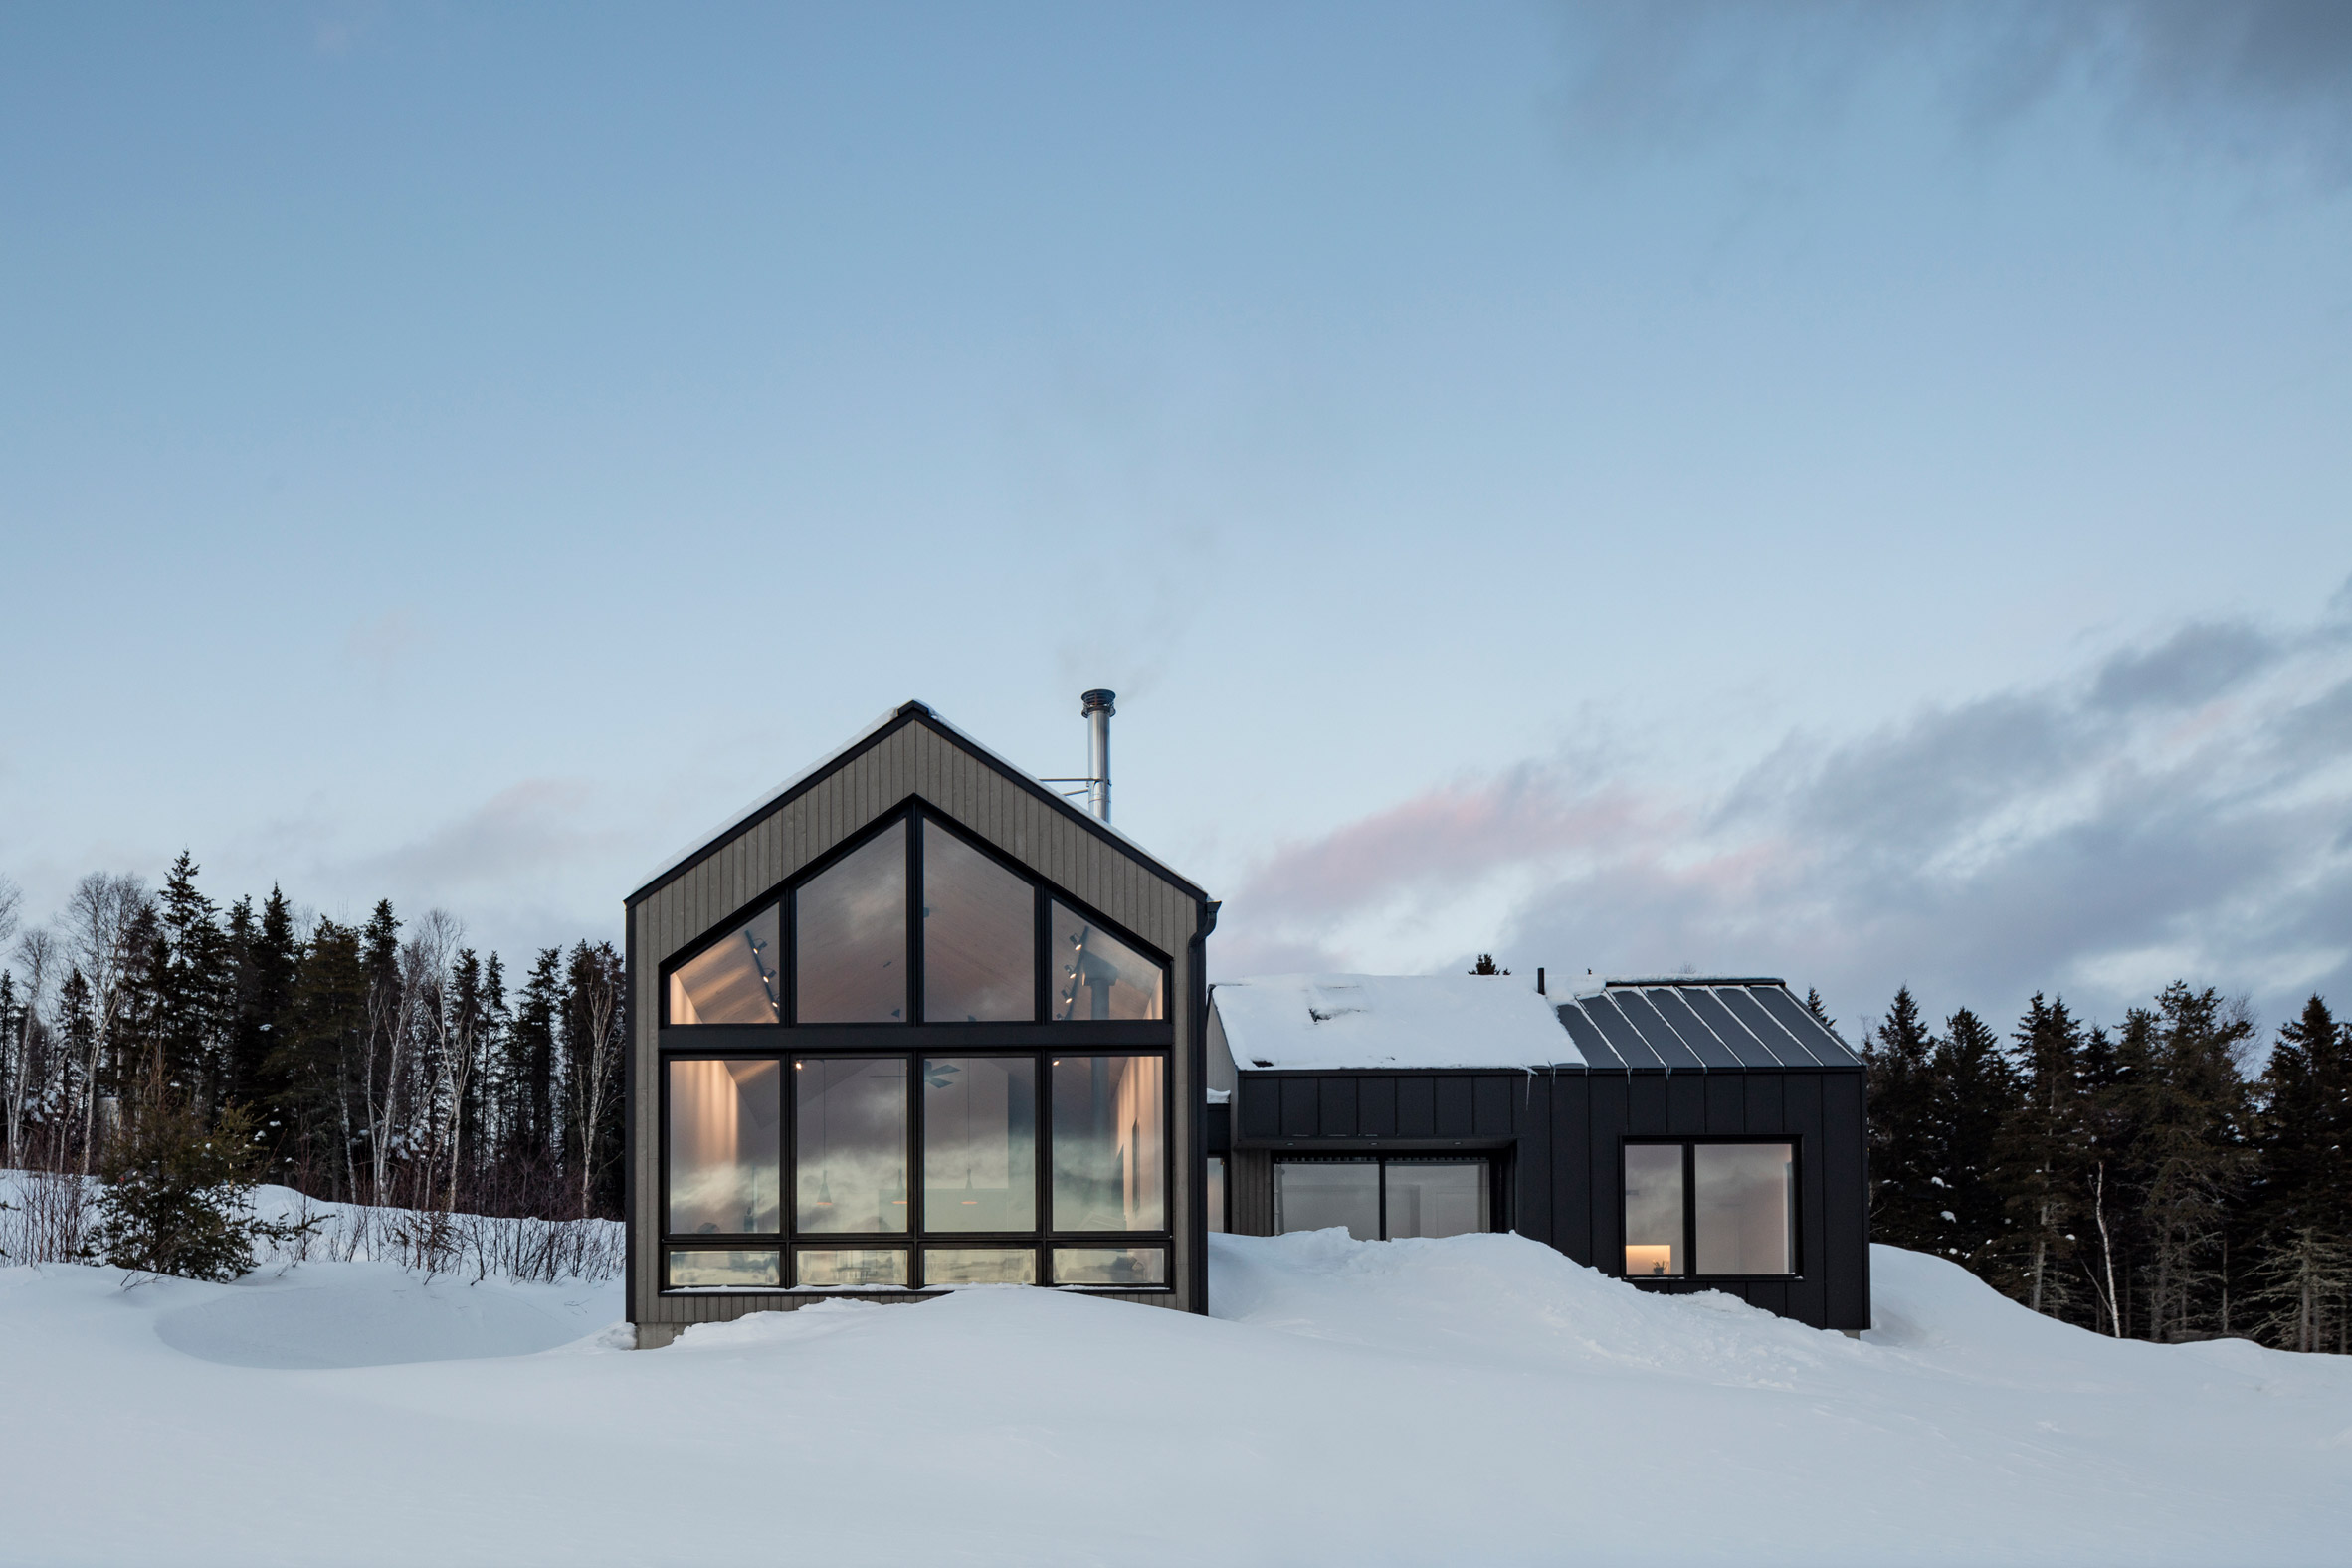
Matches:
[[668, 906, 781, 1025], [1050, 1055, 1166, 1232], [668, 1059, 782, 1235], [1205, 1156, 1228, 1234], [1621, 1141, 1795, 1278]]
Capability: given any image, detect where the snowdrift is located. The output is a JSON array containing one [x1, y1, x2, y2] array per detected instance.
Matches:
[[1, 1227, 2346, 1565]]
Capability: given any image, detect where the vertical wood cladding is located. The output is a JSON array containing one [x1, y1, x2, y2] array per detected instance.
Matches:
[[626, 709, 1210, 1330], [1230, 1064, 1871, 1331]]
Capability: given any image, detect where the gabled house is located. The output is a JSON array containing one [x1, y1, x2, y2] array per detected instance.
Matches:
[[624, 700, 1217, 1345]]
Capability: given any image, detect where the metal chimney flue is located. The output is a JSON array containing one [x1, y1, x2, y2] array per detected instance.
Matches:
[[1079, 688, 1115, 823]]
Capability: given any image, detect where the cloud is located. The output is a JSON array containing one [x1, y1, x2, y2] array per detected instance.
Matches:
[[1551, 1, 2352, 187], [1216, 580, 2352, 1038], [355, 779, 618, 893]]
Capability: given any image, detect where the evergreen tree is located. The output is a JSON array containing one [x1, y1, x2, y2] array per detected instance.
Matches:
[[1804, 988, 1835, 1029], [93, 1089, 308, 1282], [1862, 987, 1943, 1253], [1930, 1007, 2012, 1272], [271, 918, 367, 1199], [156, 852, 232, 1117], [227, 886, 299, 1118], [1995, 994, 2086, 1315], [2253, 996, 2352, 1351], [2129, 985, 2254, 1340], [505, 949, 563, 1171]]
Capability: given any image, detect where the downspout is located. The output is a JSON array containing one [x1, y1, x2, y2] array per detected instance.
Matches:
[[1188, 896, 1221, 1315]]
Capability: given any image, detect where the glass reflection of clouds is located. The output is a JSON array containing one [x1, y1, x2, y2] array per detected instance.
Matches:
[[922, 1057, 1036, 1232], [1051, 1056, 1165, 1232], [795, 823, 907, 1023], [1050, 902, 1164, 1022], [667, 1059, 781, 1235], [795, 1057, 909, 1233]]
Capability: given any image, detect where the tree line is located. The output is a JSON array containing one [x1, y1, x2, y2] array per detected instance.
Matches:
[[0, 855, 624, 1221], [1850, 980, 2350, 1353]]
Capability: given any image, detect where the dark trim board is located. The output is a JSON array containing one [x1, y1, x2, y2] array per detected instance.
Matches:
[[1230, 1063, 1870, 1332]]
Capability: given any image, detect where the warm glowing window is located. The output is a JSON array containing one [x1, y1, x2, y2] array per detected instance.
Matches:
[[663, 1048, 1174, 1292], [1623, 1141, 1795, 1278], [668, 906, 782, 1025], [1050, 1055, 1166, 1232], [660, 807, 1176, 1033], [667, 1059, 782, 1235]]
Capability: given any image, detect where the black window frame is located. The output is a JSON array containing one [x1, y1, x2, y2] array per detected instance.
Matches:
[[657, 800, 1173, 1033], [660, 1045, 1175, 1293], [1617, 1136, 1802, 1282], [1270, 1153, 1500, 1241]]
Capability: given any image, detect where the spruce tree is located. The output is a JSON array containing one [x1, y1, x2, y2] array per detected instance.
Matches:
[[2253, 996, 2352, 1351], [1862, 987, 1943, 1254], [1931, 1007, 2013, 1274], [271, 918, 368, 1199], [2130, 985, 2254, 1340], [506, 949, 563, 1176], [156, 852, 231, 1118], [1995, 995, 2086, 1316]]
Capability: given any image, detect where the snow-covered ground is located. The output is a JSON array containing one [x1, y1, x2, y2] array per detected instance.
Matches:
[[2, 1216, 2347, 1565]]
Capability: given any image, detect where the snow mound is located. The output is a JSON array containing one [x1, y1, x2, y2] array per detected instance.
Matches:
[[4, 1230, 2350, 1564], [152, 1262, 616, 1368]]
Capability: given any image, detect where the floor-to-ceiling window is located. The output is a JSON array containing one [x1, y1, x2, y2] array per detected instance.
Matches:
[[660, 806, 1175, 1291]]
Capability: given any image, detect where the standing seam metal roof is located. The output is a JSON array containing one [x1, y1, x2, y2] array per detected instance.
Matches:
[[1555, 980, 1861, 1070]]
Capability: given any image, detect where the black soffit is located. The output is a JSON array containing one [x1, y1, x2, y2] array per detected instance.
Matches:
[[1553, 980, 1861, 1071]]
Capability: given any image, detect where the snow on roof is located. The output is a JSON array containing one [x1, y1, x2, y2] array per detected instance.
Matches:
[[1213, 973, 1583, 1072]]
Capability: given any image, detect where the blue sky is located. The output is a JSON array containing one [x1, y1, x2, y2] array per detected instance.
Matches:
[[3, 2, 2349, 1039]]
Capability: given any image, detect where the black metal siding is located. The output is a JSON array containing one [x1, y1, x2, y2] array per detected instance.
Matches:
[[1231, 1061, 1870, 1332]]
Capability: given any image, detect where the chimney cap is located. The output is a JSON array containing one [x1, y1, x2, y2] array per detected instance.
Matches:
[[1080, 688, 1116, 715]]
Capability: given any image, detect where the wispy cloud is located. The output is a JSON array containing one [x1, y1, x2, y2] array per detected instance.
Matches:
[[1218, 578, 2352, 1034], [1553, 1, 2352, 188]]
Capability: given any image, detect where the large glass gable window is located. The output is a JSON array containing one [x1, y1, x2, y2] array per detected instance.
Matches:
[[670, 907, 782, 1025], [1274, 1156, 1492, 1241], [921, 824, 1035, 1022], [1621, 1141, 1796, 1278], [795, 822, 908, 1023], [664, 1048, 1172, 1291], [1051, 902, 1164, 1021], [663, 805, 1168, 1029]]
